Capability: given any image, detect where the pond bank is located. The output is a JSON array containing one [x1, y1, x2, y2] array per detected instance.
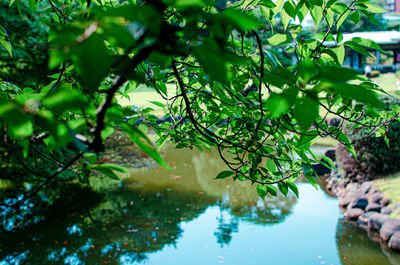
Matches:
[[326, 166, 400, 252]]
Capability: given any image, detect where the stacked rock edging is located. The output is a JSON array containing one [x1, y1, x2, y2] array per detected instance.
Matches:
[[325, 159, 400, 252]]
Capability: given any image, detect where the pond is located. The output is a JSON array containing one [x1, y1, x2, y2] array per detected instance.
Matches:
[[1, 145, 400, 265]]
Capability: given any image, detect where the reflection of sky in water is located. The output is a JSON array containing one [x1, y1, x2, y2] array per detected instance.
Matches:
[[63, 253, 82, 265], [67, 224, 82, 236], [0, 251, 28, 265], [143, 184, 341, 265]]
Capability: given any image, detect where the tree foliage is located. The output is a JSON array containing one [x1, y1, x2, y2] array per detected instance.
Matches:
[[0, 0, 398, 206]]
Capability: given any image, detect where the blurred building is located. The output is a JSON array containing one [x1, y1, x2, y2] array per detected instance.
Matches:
[[383, 0, 400, 13], [339, 31, 400, 72]]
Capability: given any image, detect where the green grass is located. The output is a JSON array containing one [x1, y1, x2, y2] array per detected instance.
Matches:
[[314, 136, 337, 147], [117, 84, 177, 116], [374, 175, 400, 218], [372, 72, 398, 94]]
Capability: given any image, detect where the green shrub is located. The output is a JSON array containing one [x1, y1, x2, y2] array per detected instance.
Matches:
[[337, 95, 400, 181]]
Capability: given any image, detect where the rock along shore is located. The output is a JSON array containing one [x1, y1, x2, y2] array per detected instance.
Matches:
[[326, 161, 400, 252]]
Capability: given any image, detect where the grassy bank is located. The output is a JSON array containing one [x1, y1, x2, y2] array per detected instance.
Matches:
[[374, 175, 400, 218]]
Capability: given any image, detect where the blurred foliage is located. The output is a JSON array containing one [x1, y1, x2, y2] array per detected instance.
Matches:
[[0, 0, 50, 88], [337, 95, 400, 180]]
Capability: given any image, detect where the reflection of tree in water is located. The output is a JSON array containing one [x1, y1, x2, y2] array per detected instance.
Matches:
[[0, 145, 300, 264], [214, 208, 239, 247], [191, 148, 298, 224], [336, 217, 400, 265], [0, 183, 215, 265]]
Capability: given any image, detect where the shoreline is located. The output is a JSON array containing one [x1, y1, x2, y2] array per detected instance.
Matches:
[[326, 167, 400, 252]]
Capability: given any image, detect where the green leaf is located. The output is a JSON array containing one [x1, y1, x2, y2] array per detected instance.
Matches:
[[92, 165, 120, 180], [360, 10, 383, 27], [337, 31, 343, 43], [335, 45, 345, 65], [266, 159, 277, 172], [362, 3, 387, 13], [259, 0, 276, 8], [257, 184, 267, 198], [119, 122, 172, 169], [0, 27, 12, 57], [148, 101, 165, 108], [294, 95, 319, 131], [175, 0, 207, 8], [334, 130, 357, 159], [384, 134, 390, 147], [351, 37, 383, 52], [297, 130, 318, 147], [316, 155, 336, 170], [296, 1, 309, 22], [95, 163, 128, 173], [337, 10, 350, 30], [283, 1, 296, 18], [9, 119, 33, 138], [70, 33, 114, 91], [148, 52, 172, 69], [350, 11, 361, 24], [267, 184, 277, 196], [287, 181, 299, 197], [265, 93, 290, 118], [221, 9, 263, 31], [306, 175, 319, 189], [28, 0, 38, 14], [344, 41, 370, 56], [42, 88, 88, 111], [278, 182, 289, 196], [267, 33, 291, 46], [125, 81, 139, 93], [321, 49, 341, 65], [318, 65, 358, 82], [335, 84, 384, 108], [215, 170, 235, 179], [84, 153, 97, 164], [288, 24, 302, 39], [194, 39, 229, 84], [310, 6, 323, 25], [281, 8, 291, 30]]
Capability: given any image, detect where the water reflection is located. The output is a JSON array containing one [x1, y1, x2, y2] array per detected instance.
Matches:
[[0, 145, 297, 264], [336, 218, 400, 265], [1, 145, 400, 264]]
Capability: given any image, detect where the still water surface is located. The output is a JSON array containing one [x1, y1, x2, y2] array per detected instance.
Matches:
[[1, 145, 400, 265]]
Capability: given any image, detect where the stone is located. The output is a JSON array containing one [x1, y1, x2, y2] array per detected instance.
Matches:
[[368, 213, 391, 231], [358, 211, 376, 226], [380, 219, 400, 242], [349, 195, 369, 210], [312, 163, 330, 175], [329, 118, 341, 127], [381, 197, 392, 207], [346, 183, 359, 192], [381, 206, 394, 215], [370, 192, 384, 204], [344, 208, 365, 220], [389, 231, 400, 251], [366, 202, 381, 212], [330, 172, 340, 180], [360, 181, 373, 194], [370, 187, 379, 194], [339, 196, 355, 208], [324, 148, 336, 162]]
